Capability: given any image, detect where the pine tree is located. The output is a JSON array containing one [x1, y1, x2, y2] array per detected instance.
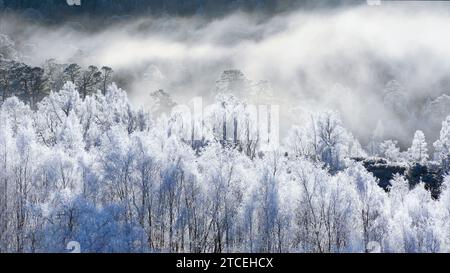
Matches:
[[433, 116, 450, 171], [408, 130, 428, 164]]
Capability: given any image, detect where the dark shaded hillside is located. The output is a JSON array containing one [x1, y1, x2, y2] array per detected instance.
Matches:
[[355, 157, 445, 198], [0, 0, 361, 21]]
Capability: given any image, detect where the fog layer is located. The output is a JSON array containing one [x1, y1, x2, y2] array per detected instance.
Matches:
[[2, 2, 450, 146]]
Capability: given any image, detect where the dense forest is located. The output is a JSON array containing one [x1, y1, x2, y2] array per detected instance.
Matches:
[[1, 1, 450, 253], [1, 34, 450, 252]]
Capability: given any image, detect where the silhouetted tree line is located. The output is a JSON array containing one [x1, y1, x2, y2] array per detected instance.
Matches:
[[0, 58, 113, 108]]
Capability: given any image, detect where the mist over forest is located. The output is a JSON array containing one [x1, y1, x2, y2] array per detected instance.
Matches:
[[1, 0, 450, 253], [2, 1, 450, 146]]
